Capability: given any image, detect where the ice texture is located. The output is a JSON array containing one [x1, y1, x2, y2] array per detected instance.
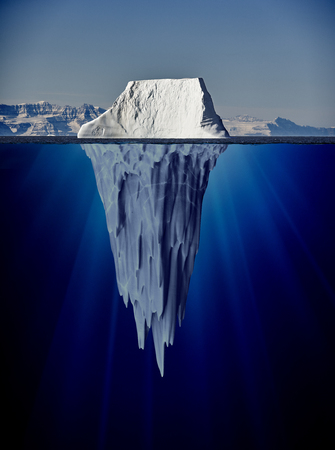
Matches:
[[78, 78, 229, 138], [81, 143, 227, 375]]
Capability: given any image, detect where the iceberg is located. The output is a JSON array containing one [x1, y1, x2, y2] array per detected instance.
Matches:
[[78, 78, 229, 138], [79, 78, 228, 374], [81, 142, 228, 375]]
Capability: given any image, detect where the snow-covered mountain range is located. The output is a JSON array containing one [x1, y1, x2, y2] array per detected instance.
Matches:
[[0, 101, 106, 136], [0, 102, 334, 136], [223, 115, 335, 136]]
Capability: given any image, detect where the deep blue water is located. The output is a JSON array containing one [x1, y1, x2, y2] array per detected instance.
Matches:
[[1, 143, 335, 450]]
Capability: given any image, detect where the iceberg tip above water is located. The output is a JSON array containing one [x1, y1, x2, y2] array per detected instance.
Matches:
[[78, 78, 229, 139]]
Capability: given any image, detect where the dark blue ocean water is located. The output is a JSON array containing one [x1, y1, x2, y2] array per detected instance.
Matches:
[[1, 143, 335, 450]]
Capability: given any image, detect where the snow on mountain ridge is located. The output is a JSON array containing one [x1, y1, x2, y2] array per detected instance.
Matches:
[[0, 102, 106, 135], [223, 115, 335, 136], [223, 115, 271, 136], [226, 114, 261, 122]]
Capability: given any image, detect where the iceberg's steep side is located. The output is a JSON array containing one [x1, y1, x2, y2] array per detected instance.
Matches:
[[78, 78, 229, 138], [82, 143, 227, 375]]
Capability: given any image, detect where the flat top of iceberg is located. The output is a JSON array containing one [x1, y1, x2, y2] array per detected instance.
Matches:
[[78, 78, 229, 139]]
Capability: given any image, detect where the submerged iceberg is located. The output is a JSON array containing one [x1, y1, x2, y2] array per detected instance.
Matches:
[[78, 78, 229, 138], [81, 142, 227, 375]]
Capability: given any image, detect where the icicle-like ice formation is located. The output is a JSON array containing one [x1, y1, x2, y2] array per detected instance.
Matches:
[[81, 143, 227, 375]]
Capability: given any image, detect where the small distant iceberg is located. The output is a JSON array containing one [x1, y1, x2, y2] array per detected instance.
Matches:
[[78, 78, 229, 139]]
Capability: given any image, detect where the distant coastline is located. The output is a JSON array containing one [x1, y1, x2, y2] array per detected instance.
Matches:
[[0, 102, 334, 137]]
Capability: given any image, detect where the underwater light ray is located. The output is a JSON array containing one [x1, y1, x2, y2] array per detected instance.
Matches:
[[17, 145, 95, 269], [208, 180, 270, 447], [143, 332, 154, 450], [24, 191, 114, 448], [203, 146, 313, 446], [251, 151, 335, 304], [221, 154, 288, 447], [217, 159, 284, 447], [98, 281, 120, 450], [235, 146, 331, 334], [178, 271, 212, 440], [236, 148, 322, 331]]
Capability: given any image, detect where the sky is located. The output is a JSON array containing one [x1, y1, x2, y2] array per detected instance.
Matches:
[[0, 0, 334, 126]]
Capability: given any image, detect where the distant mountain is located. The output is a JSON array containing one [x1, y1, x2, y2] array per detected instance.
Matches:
[[1, 103, 334, 136], [268, 117, 335, 136], [223, 115, 335, 136], [0, 101, 106, 136]]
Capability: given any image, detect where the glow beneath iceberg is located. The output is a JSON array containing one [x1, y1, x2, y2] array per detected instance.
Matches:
[[81, 143, 227, 375]]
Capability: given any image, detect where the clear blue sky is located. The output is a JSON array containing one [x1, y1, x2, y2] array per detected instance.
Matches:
[[0, 0, 334, 126]]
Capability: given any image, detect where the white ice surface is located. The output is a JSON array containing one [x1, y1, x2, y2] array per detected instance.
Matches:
[[78, 78, 229, 139], [81, 142, 227, 375]]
